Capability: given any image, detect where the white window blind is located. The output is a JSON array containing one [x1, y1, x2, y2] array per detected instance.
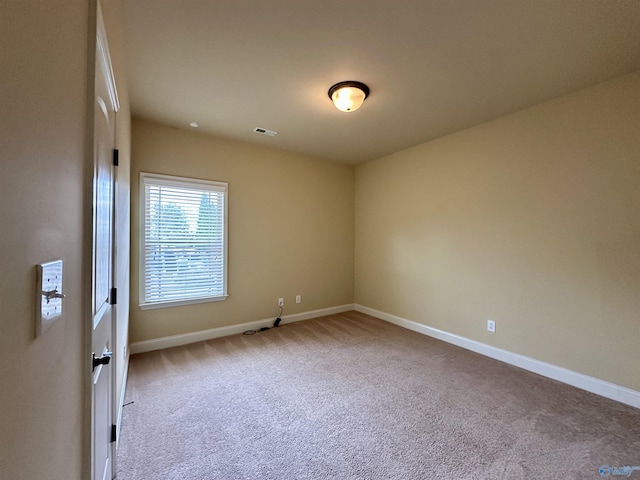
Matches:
[[140, 172, 228, 309]]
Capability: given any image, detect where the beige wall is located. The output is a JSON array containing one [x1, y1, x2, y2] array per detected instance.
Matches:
[[130, 119, 354, 342], [0, 1, 88, 478], [355, 71, 640, 392]]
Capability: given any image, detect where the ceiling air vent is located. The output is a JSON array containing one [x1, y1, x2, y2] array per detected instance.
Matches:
[[253, 127, 278, 137]]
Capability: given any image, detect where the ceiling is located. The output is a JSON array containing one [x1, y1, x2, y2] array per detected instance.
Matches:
[[121, 0, 640, 165]]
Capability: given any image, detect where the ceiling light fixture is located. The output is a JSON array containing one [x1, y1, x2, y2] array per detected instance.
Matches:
[[328, 81, 370, 112], [189, 122, 199, 128]]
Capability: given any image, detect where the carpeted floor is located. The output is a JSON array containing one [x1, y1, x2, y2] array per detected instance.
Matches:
[[117, 311, 640, 479]]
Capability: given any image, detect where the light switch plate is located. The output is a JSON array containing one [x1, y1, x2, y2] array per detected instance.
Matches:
[[36, 260, 64, 337]]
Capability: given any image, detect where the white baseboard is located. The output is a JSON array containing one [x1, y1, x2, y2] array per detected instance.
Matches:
[[355, 304, 640, 410], [130, 304, 355, 355]]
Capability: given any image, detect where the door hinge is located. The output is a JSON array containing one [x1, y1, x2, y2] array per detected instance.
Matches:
[[109, 287, 117, 305], [111, 424, 117, 443], [113, 148, 119, 166]]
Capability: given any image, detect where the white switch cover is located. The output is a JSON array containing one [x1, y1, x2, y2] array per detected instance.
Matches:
[[36, 260, 64, 336]]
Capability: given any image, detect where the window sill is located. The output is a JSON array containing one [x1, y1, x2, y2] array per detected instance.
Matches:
[[139, 294, 228, 310]]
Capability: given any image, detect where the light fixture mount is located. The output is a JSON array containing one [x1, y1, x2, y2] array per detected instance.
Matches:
[[328, 81, 370, 112]]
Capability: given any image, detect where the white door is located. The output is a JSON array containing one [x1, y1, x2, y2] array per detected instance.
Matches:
[[92, 4, 119, 480]]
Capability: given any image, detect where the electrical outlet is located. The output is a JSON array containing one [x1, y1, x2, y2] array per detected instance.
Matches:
[[296, 295, 301, 304], [278, 298, 284, 307], [487, 320, 496, 333]]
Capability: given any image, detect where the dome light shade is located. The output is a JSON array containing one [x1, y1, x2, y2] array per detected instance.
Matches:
[[328, 81, 370, 112]]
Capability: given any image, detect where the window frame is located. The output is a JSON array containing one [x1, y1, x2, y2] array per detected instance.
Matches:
[[139, 171, 228, 310]]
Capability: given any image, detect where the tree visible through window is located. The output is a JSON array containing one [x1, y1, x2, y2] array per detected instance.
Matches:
[[140, 172, 228, 309]]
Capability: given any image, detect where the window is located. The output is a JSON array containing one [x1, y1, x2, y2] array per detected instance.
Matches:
[[140, 172, 228, 309]]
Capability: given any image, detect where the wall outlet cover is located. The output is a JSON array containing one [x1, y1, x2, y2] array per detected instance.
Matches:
[[487, 320, 496, 333]]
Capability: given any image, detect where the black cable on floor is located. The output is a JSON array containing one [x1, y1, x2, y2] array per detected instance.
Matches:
[[243, 305, 283, 335]]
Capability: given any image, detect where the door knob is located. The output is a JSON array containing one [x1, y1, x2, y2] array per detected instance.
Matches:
[[92, 351, 112, 371]]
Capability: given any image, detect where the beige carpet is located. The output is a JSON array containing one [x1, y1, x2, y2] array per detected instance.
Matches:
[[117, 311, 640, 479]]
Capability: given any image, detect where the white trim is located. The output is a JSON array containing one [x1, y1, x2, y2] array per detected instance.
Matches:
[[115, 349, 130, 450], [129, 304, 354, 354], [355, 304, 640, 410], [139, 294, 228, 310], [96, 2, 119, 113], [139, 172, 229, 308]]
